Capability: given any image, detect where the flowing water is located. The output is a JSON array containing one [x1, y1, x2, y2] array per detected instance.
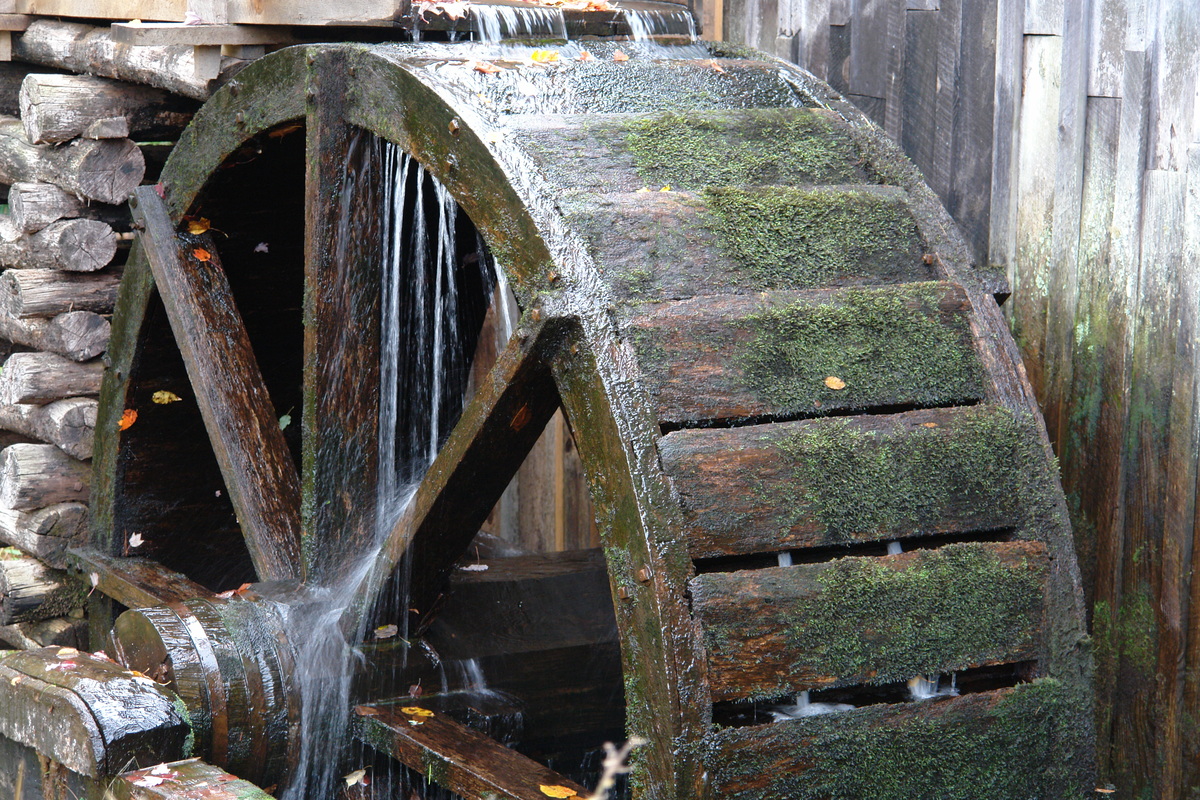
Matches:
[[472, 4, 568, 43], [623, 7, 696, 41], [282, 137, 498, 799]]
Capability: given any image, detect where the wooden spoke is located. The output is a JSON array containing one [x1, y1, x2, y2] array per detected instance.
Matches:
[[301, 54, 385, 583], [67, 547, 215, 608], [354, 705, 588, 800], [129, 186, 303, 582], [347, 320, 560, 633]]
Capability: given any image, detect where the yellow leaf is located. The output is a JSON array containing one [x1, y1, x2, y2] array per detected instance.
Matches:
[[185, 217, 211, 235], [530, 49, 560, 64], [119, 408, 138, 430], [400, 706, 434, 717], [824, 376, 846, 390], [659, 185, 672, 192], [152, 390, 181, 405], [539, 786, 577, 798]]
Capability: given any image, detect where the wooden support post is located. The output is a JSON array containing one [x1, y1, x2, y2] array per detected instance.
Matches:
[[67, 547, 214, 608]]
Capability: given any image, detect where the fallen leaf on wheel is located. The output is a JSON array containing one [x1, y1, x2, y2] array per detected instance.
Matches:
[[375, 623, 399, 639], [119, 409, 138, 430], [577, 50, 595, 62], [129, 533, 145, 548], [539, 786, 577, 798], [185, 217, 211, 235], [152, 390, 182, 405], [192, 247, 212, 262], [470, 60, 501, 75], [133, 776, 166, 788], [344, 769, 368, 787], [823, 376, 846, 390], [612, 50, 629, 62], [400, 706, 434, 717], [530, 49, 560, 64]]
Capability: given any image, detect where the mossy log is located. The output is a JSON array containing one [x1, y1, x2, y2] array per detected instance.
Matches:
[[0, 648, 190, 777], [19, 73, 196, 144], [0, 116, 144, 205], [629, 282, 984, 426], [108, 759, 277, 800], [0, 309, 110, 363], [0, 553, 86, 624], [0, 443, 91, 510], [0, 217, 117, 272], [9, 182, 129, 234], [691, 541, 1047, 701], [0, 397, 95, 462], [0, 352, 103, 405], [0, 268, 123, 317]]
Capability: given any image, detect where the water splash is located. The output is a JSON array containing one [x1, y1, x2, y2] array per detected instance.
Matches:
[[907, 673, 959, 701], [769, 690, 855, 719]]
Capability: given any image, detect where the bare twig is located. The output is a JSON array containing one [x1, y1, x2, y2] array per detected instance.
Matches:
[[587, 737, 647, 800]]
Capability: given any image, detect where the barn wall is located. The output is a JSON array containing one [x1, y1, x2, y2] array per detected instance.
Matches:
[[715, 0, 1200, 796]]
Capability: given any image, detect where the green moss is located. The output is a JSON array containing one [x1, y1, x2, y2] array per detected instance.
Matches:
[[765, 406, 1051, 541], [704, 186, 925, 288], [789, 543, 1042, 687], [1115, 589, 1156, 676], [623, 109, 866, 190], [734, 283, 984, 413], [708, 678, 1089, 800], [422, 750, 449, 786]]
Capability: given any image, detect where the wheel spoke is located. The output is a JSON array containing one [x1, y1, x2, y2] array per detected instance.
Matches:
[[347, 320, 560, 632], [302, 59, 387, 582], [129, 186, 305, 582]]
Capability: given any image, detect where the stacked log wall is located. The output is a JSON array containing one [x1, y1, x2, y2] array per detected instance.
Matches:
[[716, 0, 1200, 796]]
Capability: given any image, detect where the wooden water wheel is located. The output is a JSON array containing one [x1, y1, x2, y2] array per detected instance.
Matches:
[[0, 38, 1095, 800]]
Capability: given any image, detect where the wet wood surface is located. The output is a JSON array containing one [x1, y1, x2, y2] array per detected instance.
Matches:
[[629, 282, 982, 425], [109, 758, 276, 800], [131, 185, 303, 583], [0, 647, 189, 776], [692, 541, 1047, 701], [354, 705, 590, 800], [68, 547, 214, 608]]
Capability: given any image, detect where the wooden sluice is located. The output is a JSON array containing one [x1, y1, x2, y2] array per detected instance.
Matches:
[[0, 4, 1095, 799]]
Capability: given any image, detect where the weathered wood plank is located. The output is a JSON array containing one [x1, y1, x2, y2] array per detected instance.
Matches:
[[900, 10, 939, 181], [1087, 0, 1127, 96], [661, 405, 1054, 559], [130, 185, 303, 583], [67, 547, 215, 608], [563, 185, 934, 303], [693, 541, 1047, 701], [1146, 1, 1199, 172], [706, 679, 1082, 800], [986, 0, 1024, 271], [0, 115, 143, 205], [629, 282, 984, 425], [108, 759, 276, 800], [19, 73, 196, 144], [0, 647, 190, 776], [929, 0, 962, 198], [354, 706, 590, 800]]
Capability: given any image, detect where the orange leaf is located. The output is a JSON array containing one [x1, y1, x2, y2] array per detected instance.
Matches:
[[471, 60, 501, 74], [823, 376, 846, 390], [577, 51, 595, 62], [192, 247, 212, 262], [539, 786, 577, 799], [612, 50, 629, 62], [119, 408, 138, 430]]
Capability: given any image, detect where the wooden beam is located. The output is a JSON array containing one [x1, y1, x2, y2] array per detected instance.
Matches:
[[129, 185, 303, 582], [110, 22, 296, 47], [108, 758, 276, 800], [354, 705, 590, 800], [350, 321, 559, 634], [67, 547, 215, 608]]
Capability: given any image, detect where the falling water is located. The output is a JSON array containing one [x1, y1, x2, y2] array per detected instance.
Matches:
[[283, 137, 497, 799], [623, 8, 697, 41], [473, 4, 568, 43]]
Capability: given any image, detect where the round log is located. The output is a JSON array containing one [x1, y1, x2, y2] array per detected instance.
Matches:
[[0, 116, 144, 204], [0, 554, 86, 623], [0, 443, 90, 510], [19, 73, 196, 145], [0, 217, 117, 272], [0, 352, 103, 405], [9, 182, 130, 234], [0, 269, 122, 317], [0, 308, 110, 362], [0, 397, 98, 460]]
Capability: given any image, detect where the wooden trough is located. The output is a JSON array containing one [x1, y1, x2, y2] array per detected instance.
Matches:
[[0, 12, 1095, 800]]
